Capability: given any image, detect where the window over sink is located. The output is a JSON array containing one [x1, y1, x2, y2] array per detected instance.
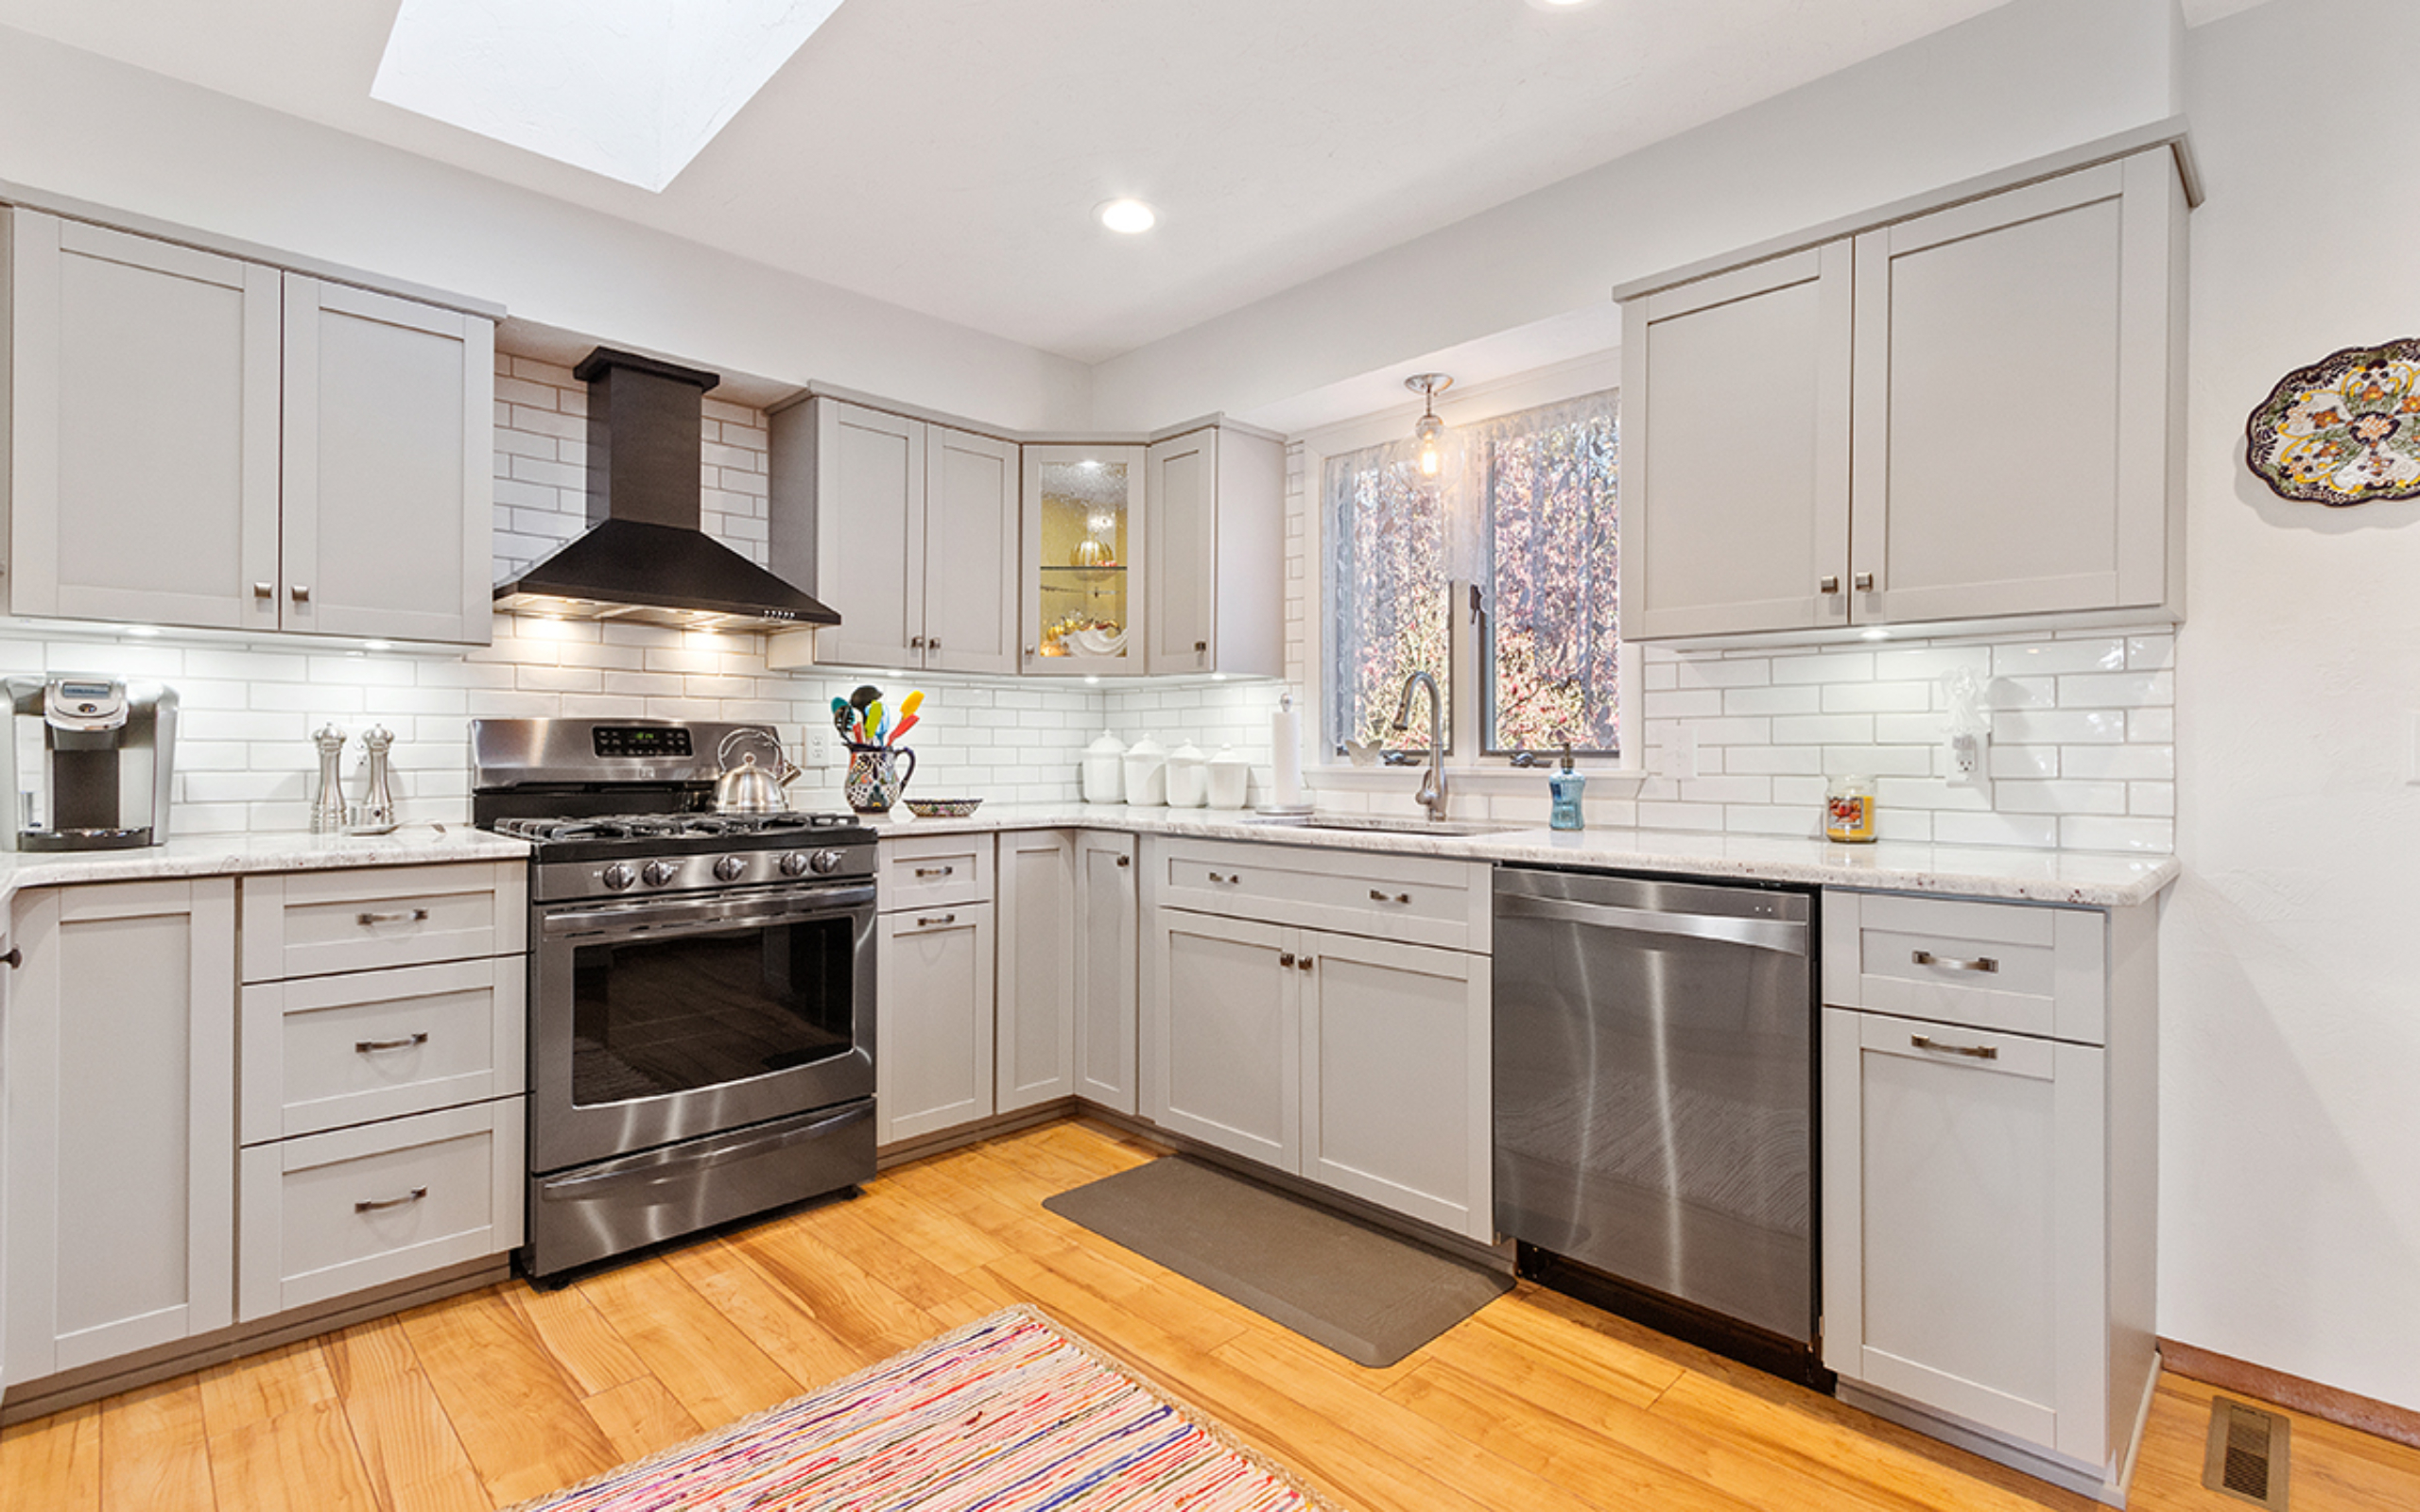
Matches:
[[1323, 387, 1619, 764]]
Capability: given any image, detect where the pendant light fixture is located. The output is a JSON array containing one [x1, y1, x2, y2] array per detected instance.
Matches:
[[1407, 372, 1453, 476]]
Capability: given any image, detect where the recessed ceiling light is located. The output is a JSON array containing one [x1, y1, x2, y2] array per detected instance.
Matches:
[[1528, 0, 1600, 9], [1097, 198, 1159, 234], [1860, 628, 1893, 642]]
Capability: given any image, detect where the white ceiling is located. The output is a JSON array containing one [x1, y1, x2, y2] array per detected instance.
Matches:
[[0, 0, 2120, 365]]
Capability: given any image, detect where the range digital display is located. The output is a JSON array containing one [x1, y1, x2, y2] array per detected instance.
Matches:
[[592, 726, 694, 758]]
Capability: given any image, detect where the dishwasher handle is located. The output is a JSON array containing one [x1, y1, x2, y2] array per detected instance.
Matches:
[[1495, 890, 1809, 956]]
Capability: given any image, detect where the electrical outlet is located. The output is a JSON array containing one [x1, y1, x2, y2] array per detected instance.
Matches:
[[804, 726, 834, 769], [1666, 724, 1699, 782]]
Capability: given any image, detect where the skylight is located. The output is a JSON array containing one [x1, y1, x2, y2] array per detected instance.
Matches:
[[372, 0, 843, 193]]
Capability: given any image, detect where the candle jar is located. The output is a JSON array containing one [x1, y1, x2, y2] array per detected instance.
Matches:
[[1824, 775, 1877, 843]]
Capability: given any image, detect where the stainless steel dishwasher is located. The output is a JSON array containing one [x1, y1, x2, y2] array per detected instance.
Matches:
[[1493, 866, 1826, 1386]]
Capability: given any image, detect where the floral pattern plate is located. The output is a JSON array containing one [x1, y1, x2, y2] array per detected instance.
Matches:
[[2245, 338, 2420, 506]]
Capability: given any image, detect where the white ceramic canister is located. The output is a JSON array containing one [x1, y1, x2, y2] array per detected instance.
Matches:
[[1123, 734, 1168, 807], [1166, 741, 1209, 808], [1081, 729, 1125, 803], [1205, 747, 1250, 810]]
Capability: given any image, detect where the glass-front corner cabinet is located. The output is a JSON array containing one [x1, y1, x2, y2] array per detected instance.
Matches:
[[1022, 444, 1146, 675]]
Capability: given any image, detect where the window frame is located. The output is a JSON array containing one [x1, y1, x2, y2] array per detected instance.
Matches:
[[1300, 351, 1643, 800]]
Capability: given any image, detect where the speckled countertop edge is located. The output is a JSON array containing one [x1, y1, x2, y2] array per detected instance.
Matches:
[[0, 827, 528, 905], [865, 804, 2180, 908]]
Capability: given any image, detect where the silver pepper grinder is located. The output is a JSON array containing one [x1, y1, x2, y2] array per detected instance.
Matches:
[[354, 724, 397, 834], [311, 724, 349, 834]]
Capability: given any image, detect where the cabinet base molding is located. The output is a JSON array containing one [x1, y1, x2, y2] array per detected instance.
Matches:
[[874, 1097, 1081, 1171], [1836, 1360, 2159, 1508], [2160, 1337, 2420, 1452], [0, 1255, 508, 1426]]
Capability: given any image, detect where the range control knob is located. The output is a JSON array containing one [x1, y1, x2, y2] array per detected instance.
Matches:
[[778, 851, 811, 878], [641, 859, 680, 887], [601, 863, 637, 891], [810, 850, 844, 876], [713, 854, 748, 883]]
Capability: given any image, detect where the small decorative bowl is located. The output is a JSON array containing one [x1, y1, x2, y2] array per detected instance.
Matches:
[[905, 798, 984, 818]]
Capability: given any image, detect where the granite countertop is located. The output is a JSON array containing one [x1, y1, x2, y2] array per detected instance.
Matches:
[[0, 825, 527, 902], [869, 804, 2180, 908]]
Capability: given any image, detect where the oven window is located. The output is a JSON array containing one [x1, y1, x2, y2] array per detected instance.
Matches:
[[568, 914, 856, 1105]]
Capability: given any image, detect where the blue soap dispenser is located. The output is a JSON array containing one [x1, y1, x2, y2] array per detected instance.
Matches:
[[1548, 743, 1585, 831]]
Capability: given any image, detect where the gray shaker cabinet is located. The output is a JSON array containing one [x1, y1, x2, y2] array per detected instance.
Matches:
[[2, 879, 237, 1385], [5, 208, 494, 645]]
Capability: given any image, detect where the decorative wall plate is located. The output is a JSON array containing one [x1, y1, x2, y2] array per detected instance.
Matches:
[[2245, 338, 2420, 506]]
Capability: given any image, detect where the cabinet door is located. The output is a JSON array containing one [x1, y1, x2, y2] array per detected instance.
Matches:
[[874, 902, 994, 1144], [4, 880, 236, 1383], [1299, 929, 1491, 1241], [1822, 1006, 2108, 1465], [1145, 909, 1296, 1167], [811, 401, 926, 669], [282, 278, 493, 644], [1850, 152, 2180, 625], [924, 425, 1021, 675], [1074, 832, 1139, 1114], [7, 211, 282, 631], [1145, 429, 1216, 676], [995, 832, 1076, 1113], [1024, 443, 1144, 674], [1619, 243, 1853, 639]]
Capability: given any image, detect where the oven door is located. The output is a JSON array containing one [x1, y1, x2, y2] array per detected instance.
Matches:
[[529, 882, 875, 1175]]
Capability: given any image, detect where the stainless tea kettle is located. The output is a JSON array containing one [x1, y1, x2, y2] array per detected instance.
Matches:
[[712, 732, 802, 814]]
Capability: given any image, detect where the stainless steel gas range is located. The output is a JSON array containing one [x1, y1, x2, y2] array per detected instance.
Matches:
[[471, 717, 877, 1283]]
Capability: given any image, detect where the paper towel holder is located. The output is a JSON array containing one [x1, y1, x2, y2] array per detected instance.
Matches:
[[1255, 690, 1315, 816]]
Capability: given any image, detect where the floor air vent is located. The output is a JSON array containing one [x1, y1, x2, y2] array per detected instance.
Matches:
[[2204, 1397, 2291, 1509]]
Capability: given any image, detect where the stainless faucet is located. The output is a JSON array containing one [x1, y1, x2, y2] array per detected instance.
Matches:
[[1390, 670, 1449, 822]]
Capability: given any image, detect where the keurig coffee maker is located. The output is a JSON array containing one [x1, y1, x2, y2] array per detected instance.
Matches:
[[2, 675, 179, 850]]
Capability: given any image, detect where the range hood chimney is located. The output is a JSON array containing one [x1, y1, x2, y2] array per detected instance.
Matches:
[[492, 348, 839, 631]]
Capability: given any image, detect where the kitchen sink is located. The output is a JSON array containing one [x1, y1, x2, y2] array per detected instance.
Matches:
[[1247, 814, 1522, 838]]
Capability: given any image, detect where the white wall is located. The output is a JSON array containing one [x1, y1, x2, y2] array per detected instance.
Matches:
[[0, 24, 1093, 432], [2164, 0, 2420, 1413], [1091, 0, 2181, 430]]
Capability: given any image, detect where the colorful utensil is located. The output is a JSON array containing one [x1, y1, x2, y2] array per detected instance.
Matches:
[[888, 713, 920, 745], [899, 690, 925, 721]]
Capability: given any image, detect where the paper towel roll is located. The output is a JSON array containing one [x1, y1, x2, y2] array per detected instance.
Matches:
[[1265, 694, 1309, 812]]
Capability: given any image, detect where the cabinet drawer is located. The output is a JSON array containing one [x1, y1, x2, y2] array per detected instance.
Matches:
[[242, 863, 527, 982], [241, 957, 526, 1143], [1822, 891, 2104, 1042], [880, 833, 993, 911], [1151, 836, 1487, 951], [237, 1101, 523, 1322]]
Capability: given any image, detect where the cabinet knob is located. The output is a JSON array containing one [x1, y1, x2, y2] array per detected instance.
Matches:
[[1296, 955, 1314, 972], [1818, 576, 1840, 594], [291, 585, 312, 604], [1279, 952, 1296, 967], [1195, 641, 1207, 653], [909, 635, 925, 649], [0, 947, 19, 969], [254, 582, 275, 601], [927, 638, 939, 650], [1852, 572, 1875, 592], [1115, 855, 1131, 868]]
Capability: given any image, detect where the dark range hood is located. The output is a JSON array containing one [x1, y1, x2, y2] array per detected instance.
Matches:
[[492, 348, 840, 631]]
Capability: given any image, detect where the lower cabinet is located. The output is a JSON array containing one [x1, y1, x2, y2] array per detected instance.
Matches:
[[995, 832, 1077, 1113], [1820, 888, 2157, 1502], [1073, 832, 1139, 1114], [1142, 838, 1495, 1244], [876, 833, 998, 1144], [3, 880, 237, 1383]]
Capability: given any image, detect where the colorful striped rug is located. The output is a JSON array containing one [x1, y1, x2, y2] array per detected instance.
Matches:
[[509, 1306, 1338, 1511]]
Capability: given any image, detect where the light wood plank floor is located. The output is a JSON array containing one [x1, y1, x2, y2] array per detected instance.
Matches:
[[5, 1118, 2415, 1510]]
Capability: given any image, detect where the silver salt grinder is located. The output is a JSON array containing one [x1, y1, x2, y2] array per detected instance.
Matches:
[[354, 724, 398, 834], [311, 724, 348, 834]]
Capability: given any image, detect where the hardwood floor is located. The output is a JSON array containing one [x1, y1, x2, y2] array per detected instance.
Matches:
[[5, 1117, 2416, 1511]]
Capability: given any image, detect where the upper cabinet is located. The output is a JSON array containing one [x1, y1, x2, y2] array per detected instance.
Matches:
[[1144, 425, 1284, 679], [5, 209, 495, 645], [1023, 442, 1144, 676], [1620, 146, 2187, 641], [766, 397, 1021, 675]]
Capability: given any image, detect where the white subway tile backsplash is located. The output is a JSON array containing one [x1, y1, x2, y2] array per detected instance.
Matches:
[[1821, 681, 1930, 714], [1995, 638, 2126, 676], [2057, 670, 2173, 708]]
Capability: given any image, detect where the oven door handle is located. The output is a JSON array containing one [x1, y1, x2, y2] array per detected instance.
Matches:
[[538, 1100, 874, 1195], [540, 884, 877, 938]]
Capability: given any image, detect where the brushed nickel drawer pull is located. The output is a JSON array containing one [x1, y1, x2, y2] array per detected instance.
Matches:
[[1206, 870, 1241, 885], [913, 865, 956, 879], [354, 1032, 429, 1054], [1911, 950, 1997, 973], [915, 913, 958, 927], [354, 1186, 427, 1213], [357, 908, 430, 926], [1369, 888, 1411, 904], [1910, 1035, 1997, 1060]]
